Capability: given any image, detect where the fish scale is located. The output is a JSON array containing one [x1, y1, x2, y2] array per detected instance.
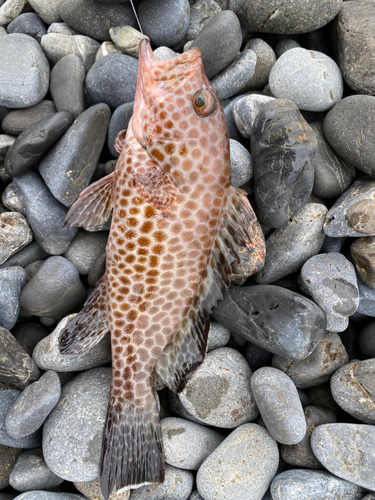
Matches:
[[59, 39, 265, 499]]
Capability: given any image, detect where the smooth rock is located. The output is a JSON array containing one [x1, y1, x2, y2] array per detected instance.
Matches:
[[63, 230, 108, 275], [109, 25, 149, 58], [242, 38, 276, 90], [274, 38, 301, 58], [50, 55, 85, 120], [2, 183, 26, 215], [196, 423, 279, 500], [0, 134, 16, 157], [357, 276, 375, 317], [39, 104, 111, 207], [311, 423, 375, 490], [41, 33, 100, 72], [229, 138, 252, 187], [13, 493, 85, 499], [0, 240, 48, 270], [358, 320, 375, 358], [47, 22, 80, 36], [153, 46, 178, 62], [95, 41, 122, 62], [185, 0, 221, 42], [107, 101, 134, 158], [233, 94, 274, 139], [244, 342, 272, 371], [33, 314, 111, 372], [206, 320, 230, 352], [7, 13, 47, 43], [0, 212, 32, 265], [0, 443, 22, 489], [213, 285, 326, 360], [350, 237, 375, 288], [0, 0, 27, 27], [0, 266, 28, 330], [130, 464, 193, 500], [27, 0, 66, 24], [87, 251, 106, 287], [1, 101, 57, 136], [273, 332, 348, 389], [0, 34, 49, 108]]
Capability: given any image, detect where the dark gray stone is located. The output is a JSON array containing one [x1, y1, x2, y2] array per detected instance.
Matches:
[[13, 172, 78, 255], [20, 256, 85, 319], [107, 101, 134, 159], [233, 94, 275, 139], [274, 38, 301, 58], [324, 95, 375, 176], [0, 240, 48, 270], [224, 98, 245, 142], [251, 99, 317, 228], [0, 267, 28, 331], [229, 139, 252, 187], [244, 342, 272, 371], [350, 237, 375, 288], [0, 327, 40, 390], [39, 104, 110, 207], [320, 235, 346, 254], [253, 203, 327, 284], [1, 101, 57, 136], [41, 33, 100, 72], [63, 230, 108, 275], [5, 111, 73, 178], [11, 323, 47, 353], [6, 13, 47, 43], [85, 54, 138, 109], [50, 55, 85, 120], [242, 38, 276, 91], [358, 320, 375, 358], [0, 34, 49, 109], [213, 285, 326, 360], [357, 276, 375, 317], [87, 251, 106, 287], [0, 443, 22, 490], [131, 464, 193, 500], [59, 0, 136, 41], [311, 423, 375, 491], [190, 10, 242, 79], [0, 213, 32, 266]]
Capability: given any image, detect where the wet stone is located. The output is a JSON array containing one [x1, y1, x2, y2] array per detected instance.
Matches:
[[357, 276, 375, 317], [350, 237, 375, 288], [253, 203, 327, 284], [270, 469, 363, 500], [41, 33, 100, 72], [0, 390, 41, 448], [190, 10, 242, 79], [50, 55, 85, 120], [213, 285, 326, 360], [273, 332, 348, 389], [311, 423, 375, 491], [233, 94, 275, 139], [206, 320, 230, 352], [39, 104, 111, 207], [281, 406, 337, 469], [9, 448, 64, 491], [242, 38, 276, 91], [229, 139, 252, 187], [11, 323, 47, 353], [0, 443, 22, 489], [185, 0, 221, 43], [0, 34, 49, 108], [196, 423, 279, 500], [251, 99, 317, 228], [85, 54, 138, 109], [63, 230, 108, 275], [6, 13, 47, 43], [331, 359, 375, 424], [161, 417, 224, 470], [107, 101, 134, 159], [27, 0, 66, 25], [177, 347, 258, 428], [0, 266, 28, 330], [300, 253, 359, 331], [131, 464, 193, 500], [33, 314, 111, 372], [358, 320, 375, 358], [1, 101, 56, 136], [251, 367, 306, 445], [5, 370, 60, 439], [5, 111, 73, 178], [0, 212, 32, 265], [109, 26, 149, 58], [0, 326, 40, 390]]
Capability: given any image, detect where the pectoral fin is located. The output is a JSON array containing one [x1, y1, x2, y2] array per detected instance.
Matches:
[[133, 166, 178, 212]]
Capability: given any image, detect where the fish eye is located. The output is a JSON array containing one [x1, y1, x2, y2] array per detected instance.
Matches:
[[193, 89, 217, 117]]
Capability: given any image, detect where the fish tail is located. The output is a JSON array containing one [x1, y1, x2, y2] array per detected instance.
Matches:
[[99, 391, 164, 499]]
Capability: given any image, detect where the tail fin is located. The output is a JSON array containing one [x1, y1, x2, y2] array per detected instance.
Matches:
[[100, 395, 164, 499]]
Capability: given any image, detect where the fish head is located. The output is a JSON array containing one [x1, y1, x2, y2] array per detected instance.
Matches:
[[132, 39, 230, 188]]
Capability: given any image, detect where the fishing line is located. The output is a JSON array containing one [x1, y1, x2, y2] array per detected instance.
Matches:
[[130, 0, 143, 34]]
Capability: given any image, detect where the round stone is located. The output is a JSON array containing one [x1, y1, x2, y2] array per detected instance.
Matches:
[[274, 38, 301, 58], [109, 25, 149, 58], [47, 22, 80, 36], [0, 443, 22, 490], [233, 94, 275, 139], [7, 13, 47, 43], [27, 0, 66, 25], [11, 322, 47, 354], [206, 320, 230, 352], [0, 240, 48, 272], [0, 266, 28, 331], [0, 0, 27, 27], [242, 38, 276, 91], [74, 477, 130, 500], [95, 41, 122, 62], [130, 464, 193, 500], [229, 139, 252, 187], [1, 100, 57, 136], [63, 230, 108, 275], [185, 0, 221, 43], [41, 33, 100, 72], [10, 493, 85, 499], [350, 236, 375, 288]]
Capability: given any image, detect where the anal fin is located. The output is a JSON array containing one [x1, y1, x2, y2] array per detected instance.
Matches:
[[59, 276, 108, 354]]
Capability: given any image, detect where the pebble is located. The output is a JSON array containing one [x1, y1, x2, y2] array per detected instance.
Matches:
[[190, 10, 242, 79], [251, 367, 306, 445], [59, 0, 136, 41], [270, 469, 363, 500], [0, 390, 41, 448], [233, 0, 342, 34], [0, 326, 40, 390], [1, 101, 56, 136], [27, 0, 65, 25], [50, 55, 85, 120], [300, 253, 359, 331], [211, 49, 257, 100], [85, 54, 138, 109], [281, 405, 337, 469], [5, 111, 73, 178], [0, 135, 16, 158], [107, 101, 134, 158], [0, 443, 22, 489], [324, 95, 375, 176], [332, 1, 375, 95], [0, 240, 48, 270], [274, 38, 301, 58], [0, 266, 28, 330], [252, 99, 317, 228], [311, 423, 375, 490], [0, 212, 32, 265], [5, 370, 60, 438], [245, 342, 272, 371], [350, 236, 375, 287], [33, 314, 111, 372], [41, 33, 100, 72], [75, 477, 130, 500], [233, 94, 274, 139], [153, 46, 178, 62], [63, 230, 108, 275], [196, 423, 279, 500], [9, 447, 64, 491], [273, 332, 349, 389], [357, 276, 375, 317], [13, 493, 85, 499], [130, 464, 193, 500], [253, 203, 327, 284], [229, 138, 252, 187], [185, 0, 221, 42], [47, 22, 79, 36], [358, 320, 375, 358], [331, 359, 375, 424], [2, 183, 26, 214], [206, 320, 230, 352], [242, 38, 276, 90], [109, 26, 149, 58], [39, 104, 111, 207], [7, 13, 47, 43], [20, 256, 85, 319], [0, 0, 27, 27], [11, 323, 47, 353], [87, 251, 106, 287], [13, 171, 78, 254], [188, 493, 203, 500], [213, 285, 326, 360], [95, 41, 122, 62]]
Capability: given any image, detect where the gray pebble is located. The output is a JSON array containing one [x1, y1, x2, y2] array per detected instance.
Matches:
[[0, 266, 28, 330], [233, 94, 275, 139], [177, 347, 258, 428], [300, 253, 359, 332], [87, 251, 106, 287], [95, 41, 122, 62], [320, 235, 346, 254], [63, 230, 108, 275], [188, 493, 203, 500], [0, 391, 41, 448], [153, 46, 178, 62], [0, 134, 16, 156], [1, 101, 56, 136], [27, 0, 65, 25], [11, 323, 47, 353], [41, 33, 100, 72], [251, 367, 306, 445], [2, 184, 26, 215], [9, 448, 64, 491], [0, 34, 49, 108], [253, 203, 327, 284], [311, 423, 375, 490], [357, 276, 375, 317], [0, 213, 32, 266], [273, 332, 349, 389], [130, 464, 193, 500], [245, 342, 272, 371], [229, 138, 252, 187], [196, 423, 279, 500], [242, 38, 276, 90], [224, 98, 245, 142], [206, 320, 230, 352], [109, 26, 149, 58], [185, 0, 221, 42], [13, 493, 85, 499], [7, 13, 47, 44], [0, 443, 22, 490], [350, 236, 375, 288], [107, 101, 134, 158], [358, 320, 375, 358], [5, 370, 61, 438], [33, 314, 111, 372], [0, 240, 48, 271], [0, 0, 27, 27], [47, 22, 80, 36], [274, 38, 301, 58]]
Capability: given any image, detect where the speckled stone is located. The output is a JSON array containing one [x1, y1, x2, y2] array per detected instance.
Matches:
[[75, 477, 130, 500], [130, 464, 193, 500], [242, 38, 276, 90], [185, 0, 221, 42], [196, 423, 279, 500], [206, 320, 230, 352], [350, 237, 375, 288], [47, 22, 80, 36], [33, 314, 111, 372], [109, 25, 149, 58], [0, 212, 32, 266], [0, 266, 28, 330], [153, 46, 178, 62], [13, 493, 85, 499], [27, 0, 66, 25], [0, 0, 27, 26], [311, 423, 375, 490], [1, 101, 56, 136], [233, 94, 274, 139], [273, 332, 349, 389], [0, 443, 22, 489], [7, 12, 47, 43], [41, 33, 100, 72], [229, 139, 252, 187]]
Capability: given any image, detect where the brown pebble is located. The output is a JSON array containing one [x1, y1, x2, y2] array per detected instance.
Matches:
[[351, 236, 375, 288]]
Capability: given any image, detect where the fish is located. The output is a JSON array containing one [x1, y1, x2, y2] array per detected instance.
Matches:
[[59, 39, 265, 499]]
